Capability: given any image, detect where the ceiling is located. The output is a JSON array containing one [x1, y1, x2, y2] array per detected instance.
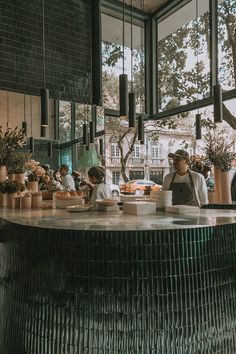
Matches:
[[117, 0, 170, 14]]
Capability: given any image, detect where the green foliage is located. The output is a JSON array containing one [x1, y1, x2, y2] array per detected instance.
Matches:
[[4, 180, 25, 193], [203, 119, 236, 171], [0, 125, 27, 166], [6, 151, 31, 174]]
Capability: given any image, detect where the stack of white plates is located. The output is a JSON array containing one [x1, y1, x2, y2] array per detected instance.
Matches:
[[149, 190, 172, 209]]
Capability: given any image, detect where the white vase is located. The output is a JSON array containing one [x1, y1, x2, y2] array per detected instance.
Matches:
[[27, 181, 39, 193], [15, 173, 25, 184], [220, 171, 232, 204], [0, 166, 7, 182]]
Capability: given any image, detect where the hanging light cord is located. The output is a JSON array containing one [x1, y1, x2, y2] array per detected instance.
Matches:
[[7, 92, 9, 124], [24, 94, 26, 122], [122, 0, 125, 75], [196, 0, 200, 111], [131, 0, 133, 92], [42, 0, 46, 88], [30, 96, 33, 136]]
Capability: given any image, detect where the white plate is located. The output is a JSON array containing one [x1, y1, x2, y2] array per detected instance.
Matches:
[[66, 205, 92, 212]]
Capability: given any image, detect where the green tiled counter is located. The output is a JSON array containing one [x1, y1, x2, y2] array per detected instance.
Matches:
[[0, 209, 236, 353]]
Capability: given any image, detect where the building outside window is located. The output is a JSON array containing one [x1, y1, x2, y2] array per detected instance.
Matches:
[[112, 171, 120, 184], [133, 145, 140, 158], [59, 101, 72, 143], [111, 143, 120, 157], [151, 145, 159, 158]]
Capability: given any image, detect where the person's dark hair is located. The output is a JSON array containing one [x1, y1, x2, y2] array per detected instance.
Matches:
[[88, 166, 105, 182], [60, 164, 69, 172]]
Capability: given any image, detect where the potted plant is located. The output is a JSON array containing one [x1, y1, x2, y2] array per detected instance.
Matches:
[[6, 151, 30, 183], [0, 124, 27, 181], [0, 181, 7, 207], [203, 120, 236, 203], [24, 160, 45, 193]]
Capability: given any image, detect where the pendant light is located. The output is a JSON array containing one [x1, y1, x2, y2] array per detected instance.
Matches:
[[7, 91, 9, 126], [22, 94, 27, 135], [86, 132, 90, 151], [41, 0, 49, 137], [90, 105, 95, 144], [82, 103, 88, 146], [29, 96, 34, 155], [119, 0, 128, 117], [48, 141, 52, 158], [213, 83, 223, 123], [128, 0, 136, 128], [83, 124, 88, 146], [195, 0, 202, 140], [99, 138, 104, 156], [195, 113, 202, 140], [138, 115, 144, 142]]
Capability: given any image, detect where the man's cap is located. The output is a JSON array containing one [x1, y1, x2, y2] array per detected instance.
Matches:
[[168, 149, 189, 160]]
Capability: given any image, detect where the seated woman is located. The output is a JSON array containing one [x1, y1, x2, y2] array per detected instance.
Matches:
[[88, 166, 112, 207]]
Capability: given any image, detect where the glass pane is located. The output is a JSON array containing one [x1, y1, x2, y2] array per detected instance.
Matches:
[[96, 106, 105, 133], [59, 101, 71, 142], [218, 0, 236, 91], [75, 104, 91, 139], [158, 0, 210, 112], [76, 144, 100, 169], [102, 12, 145, 113], [60, 147, 72, 173]]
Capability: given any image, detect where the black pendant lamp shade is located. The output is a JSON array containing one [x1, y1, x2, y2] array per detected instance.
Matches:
[[119, 74, 128, 117], [138, 115, 144, 141], [83, 124, 88, 146], [41, 88, 49, 127], [99, 139, 104, 155], [41, 125, 47, 138], [129, 92, 136, 128], [22, 121, 27, 135], [213, 84, 223, 123], [48, 141, 52, 158], [195, 113, 202, 140], [29, 137, 34, 155], [90, 121, 95, 144], [86, 133, 90, 150]]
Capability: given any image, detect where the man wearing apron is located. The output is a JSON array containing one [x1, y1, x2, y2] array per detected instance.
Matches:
[[162, 149, 208, 207]]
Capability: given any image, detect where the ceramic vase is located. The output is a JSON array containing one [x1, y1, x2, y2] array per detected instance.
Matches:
[[20, 195, 32, 209], [0, 166, 7, 182], [8, 173, 15, 181], [0, 193, 6, 207], [28, 181, 39, 193], [15, 173, 25, 184], [214, 167, 222, 203], [220, 171, 232, 204], [32, 194, 42, 208]]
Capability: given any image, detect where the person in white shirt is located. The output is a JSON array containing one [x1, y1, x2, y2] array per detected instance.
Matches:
[[162, 149, 208, 206], [88, 166, 112, 207], [59, 164, 76, 191]]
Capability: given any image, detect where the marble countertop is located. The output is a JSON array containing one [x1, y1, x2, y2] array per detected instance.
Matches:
[[1, 207, 236, 231]]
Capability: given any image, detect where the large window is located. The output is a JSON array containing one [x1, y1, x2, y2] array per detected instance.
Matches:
[[157, 0, 210, 112], [111, 143, 120, 157], [59, 101, 72, 143], [218, 0, 236, 91], [112, 171, 120, 184], [133, 145, 140, 158], [102, 12, 145, 112]]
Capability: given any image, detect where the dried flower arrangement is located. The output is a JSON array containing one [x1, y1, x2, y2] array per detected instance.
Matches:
[[203, 122, 236, 172], [2, 180, 26, 194], [189, 155, 212, 178], [6, 151, 31, 174], [0, 124, 27, 167], [24, 160, 45, 181]]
